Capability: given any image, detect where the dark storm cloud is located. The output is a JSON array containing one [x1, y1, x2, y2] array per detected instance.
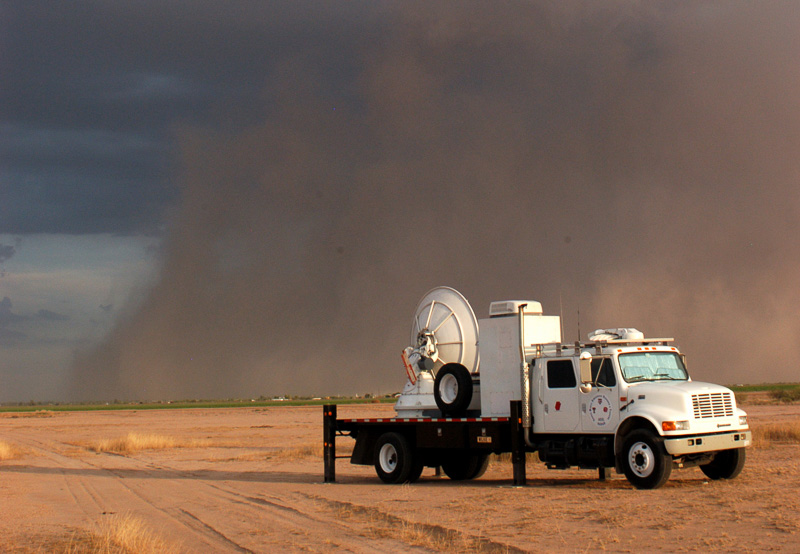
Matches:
[[2, 1, 375, 235], [0, 244, 15, 263], [0, 297, 26, 344], [0, 297, 23, 323], [36, 309, 70, 322], [70, 2, 800, 401]]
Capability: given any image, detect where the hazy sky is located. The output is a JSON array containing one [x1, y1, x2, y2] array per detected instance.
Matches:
[[2, 2, 799, 402]]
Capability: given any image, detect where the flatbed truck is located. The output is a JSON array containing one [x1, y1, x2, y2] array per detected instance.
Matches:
[[323, 287, 750, 489]]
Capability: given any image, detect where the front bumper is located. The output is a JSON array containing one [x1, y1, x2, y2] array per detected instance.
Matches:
[[664, 430, 750, 456]]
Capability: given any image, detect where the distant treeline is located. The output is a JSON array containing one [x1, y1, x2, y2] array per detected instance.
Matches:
[[728, 383, 800, 393], [0, 395, 396, 413]]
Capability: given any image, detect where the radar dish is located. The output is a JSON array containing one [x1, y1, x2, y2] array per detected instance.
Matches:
[[410, 287, 480, 374]]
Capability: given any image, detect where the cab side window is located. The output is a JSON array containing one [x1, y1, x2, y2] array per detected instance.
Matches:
[[547, 359, 577, 388], [591, 357, 617, 387]]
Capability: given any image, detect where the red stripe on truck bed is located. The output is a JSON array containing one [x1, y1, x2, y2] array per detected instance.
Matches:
[[341, 417, 510, 423]]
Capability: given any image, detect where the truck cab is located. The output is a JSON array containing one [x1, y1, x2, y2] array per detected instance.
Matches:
[[528, 334, 750, 488], [480, 304, 750, 489]]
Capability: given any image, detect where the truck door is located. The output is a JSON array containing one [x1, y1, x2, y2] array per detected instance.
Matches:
[[580, 357, 619, 433], [542, 358, 580, 432]]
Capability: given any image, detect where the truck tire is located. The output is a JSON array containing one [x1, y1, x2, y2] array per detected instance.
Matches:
[[700, 448, 746, 480], [621, 430, 672, 489], [374, 432, 423, 484], [434, 363, 473, 417], [441, 453, 490, 480]]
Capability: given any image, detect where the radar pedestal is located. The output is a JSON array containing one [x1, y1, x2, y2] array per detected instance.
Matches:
[[395, 287, 480, 417]]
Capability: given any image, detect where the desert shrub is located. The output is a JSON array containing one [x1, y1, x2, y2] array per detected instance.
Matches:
[[753, 421, 800, 448], [0, 440, 21, 461], [768, 389, 800, 403], [64, 513, 180, 554]]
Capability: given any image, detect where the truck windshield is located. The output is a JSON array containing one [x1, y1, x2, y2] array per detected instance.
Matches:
[[618, 352, 688, 383]]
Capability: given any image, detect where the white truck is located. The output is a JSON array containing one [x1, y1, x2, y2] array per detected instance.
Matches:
[[323, 287, 750, 489]]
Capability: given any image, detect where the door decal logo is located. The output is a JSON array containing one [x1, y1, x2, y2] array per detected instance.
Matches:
[[589, 394, 613, 426]]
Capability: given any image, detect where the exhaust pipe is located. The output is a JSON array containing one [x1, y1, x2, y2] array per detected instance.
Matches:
[[518, 303, 536, 448], [518, 304, 531, 428]]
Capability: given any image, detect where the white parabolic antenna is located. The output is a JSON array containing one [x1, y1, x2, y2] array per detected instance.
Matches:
[[410, 287, 480, 374]]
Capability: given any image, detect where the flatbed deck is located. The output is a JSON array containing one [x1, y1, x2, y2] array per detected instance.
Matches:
[[323, 403, 529, 484]]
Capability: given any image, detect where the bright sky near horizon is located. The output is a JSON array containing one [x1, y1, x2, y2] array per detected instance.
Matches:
[[0, 234, 157, 400], [2, 2, 800, 402]]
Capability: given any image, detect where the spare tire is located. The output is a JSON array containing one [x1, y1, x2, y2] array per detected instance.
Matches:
[[434, 363, 473, 417]]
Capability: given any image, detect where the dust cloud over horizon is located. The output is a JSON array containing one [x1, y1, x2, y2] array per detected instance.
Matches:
[[71, 3, 800, 401]]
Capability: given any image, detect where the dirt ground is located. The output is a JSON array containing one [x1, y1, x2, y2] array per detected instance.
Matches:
[[1, 401, 798, 553]]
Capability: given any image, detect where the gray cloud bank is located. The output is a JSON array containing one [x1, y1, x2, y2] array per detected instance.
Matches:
[[0, 297, 26, 343], [0, 244, 15, 263], [3, 2, 362, 234], [63, 2, 800, 400]]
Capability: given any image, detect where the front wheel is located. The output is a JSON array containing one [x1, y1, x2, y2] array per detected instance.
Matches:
[[621, 429, 672, 489], [700, 448, 746, 480], [374, 432, 423, 484]]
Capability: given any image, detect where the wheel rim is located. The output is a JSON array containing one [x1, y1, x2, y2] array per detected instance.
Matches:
[[628, 441, 655, 478], [379, 443, 398, 473], [439, 373, 459, 404]]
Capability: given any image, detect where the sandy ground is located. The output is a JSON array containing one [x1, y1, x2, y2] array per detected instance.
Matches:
[[1, 402, 798, 553]]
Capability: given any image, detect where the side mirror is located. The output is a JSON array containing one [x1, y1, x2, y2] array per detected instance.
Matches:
[[579, 351, 593, 393]]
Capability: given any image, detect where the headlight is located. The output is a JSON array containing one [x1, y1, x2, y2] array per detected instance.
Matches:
[[662, 420, 690, 431], [739, 415, 748, 426]]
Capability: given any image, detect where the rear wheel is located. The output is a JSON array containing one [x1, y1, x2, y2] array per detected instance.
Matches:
[[621, 430, 672, 489], [441, 453, 490, 480], [700, 448, 746, 480], [434, 363, 473, 417], [374, 432, 422, 484]]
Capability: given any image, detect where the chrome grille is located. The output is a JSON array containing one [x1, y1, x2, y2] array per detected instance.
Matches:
[[692, 392, 734, 419]]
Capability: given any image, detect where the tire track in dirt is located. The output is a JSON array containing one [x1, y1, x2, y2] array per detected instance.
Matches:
[[8, 428, 477, 552], [73, 456, 259, 552], [158, 472, 402, 552], [1, 407, 422, 551], [77, 447, 428, 553], [177, 508, 256, 553], [0, 432, 241, 552], [303, 493, 528, 553], [74, 464, 255, 552], [16, 436, 337, 553], [73, 453, 370, 552], [3, 434, 115, 520]]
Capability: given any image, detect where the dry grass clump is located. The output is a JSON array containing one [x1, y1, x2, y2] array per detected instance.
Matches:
[[0, 410, 56, 419], [87, 433, 209, 454], [63, 513, 180, 554], [0, 440, 22, 461], [753, 421, 800, 448], [365, 520, 454, 551], [334, 501, 502, 552], [273, 444, 324, 460], [226, 444, 326, 462]]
